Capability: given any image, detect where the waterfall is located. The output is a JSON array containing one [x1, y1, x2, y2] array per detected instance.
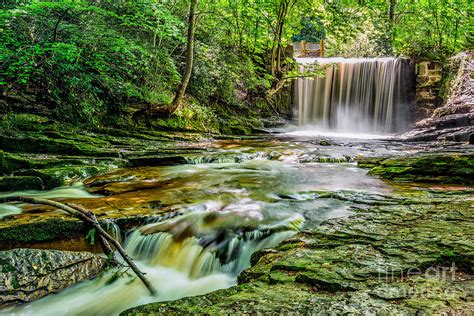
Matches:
[[102, 219, 122, 244], [8, 212, 300, 316], [125, 226, 295, 278], [294, 57, 415, 133]]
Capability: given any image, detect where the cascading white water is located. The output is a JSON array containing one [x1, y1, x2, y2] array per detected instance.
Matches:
[[294, 57, 415, 133], [103, 219, 122, 244], [3, 154, 392, 315], [125, 229, 294, 278], [6, 209, 300, 316]]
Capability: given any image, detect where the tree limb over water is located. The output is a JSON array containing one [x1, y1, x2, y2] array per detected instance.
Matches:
[[0, 196, 157, 296]]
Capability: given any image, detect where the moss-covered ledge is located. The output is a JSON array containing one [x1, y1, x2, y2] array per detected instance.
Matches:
[[357, 152, 474, 184], [121, 190, 474, 314]]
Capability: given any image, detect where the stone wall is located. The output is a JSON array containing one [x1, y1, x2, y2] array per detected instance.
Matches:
[[415, 61, 443, 121], [402, 52, 473, 142]]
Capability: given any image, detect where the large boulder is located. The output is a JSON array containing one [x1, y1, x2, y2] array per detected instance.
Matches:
[[0, 248, 106, 307]]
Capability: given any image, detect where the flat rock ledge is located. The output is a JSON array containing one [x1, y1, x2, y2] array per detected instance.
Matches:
[[122, 190, 474, 314], [0, 248, 106, 307]]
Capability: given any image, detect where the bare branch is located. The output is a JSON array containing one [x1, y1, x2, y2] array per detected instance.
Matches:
[[0, 196, 157, 296]]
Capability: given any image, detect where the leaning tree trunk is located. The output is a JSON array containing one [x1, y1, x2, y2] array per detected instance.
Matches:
[[169, 0, 198, 115]]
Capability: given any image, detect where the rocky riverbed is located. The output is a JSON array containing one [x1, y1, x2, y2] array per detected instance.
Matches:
[[123, 187, 474, 314], [1, 119, 473, 314]]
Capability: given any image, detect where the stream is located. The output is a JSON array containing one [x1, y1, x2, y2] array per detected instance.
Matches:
[[3, 132, 423, 315]]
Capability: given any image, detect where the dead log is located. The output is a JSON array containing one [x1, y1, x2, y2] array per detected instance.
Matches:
[[0, 196, 157, 296]]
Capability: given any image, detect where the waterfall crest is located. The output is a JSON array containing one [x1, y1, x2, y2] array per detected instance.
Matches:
[[294, 57, 415, 133]]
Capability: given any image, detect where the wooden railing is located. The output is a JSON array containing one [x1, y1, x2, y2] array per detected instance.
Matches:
[[293, 40, 325, 57]]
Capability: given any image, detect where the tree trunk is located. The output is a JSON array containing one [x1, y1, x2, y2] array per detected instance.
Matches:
[[169, 0, 198, 115], [271, 1, 286, 77], [270, 0, 295, 78], [387, 0, 396, 52], [388, 0, 396, 23]]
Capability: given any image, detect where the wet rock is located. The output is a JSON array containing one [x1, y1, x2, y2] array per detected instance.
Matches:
[[128, 155, 188, 167], [15, 166, 113, 189], [0, 150, 123, 176], [0, 219, 86, 248], [0, 176, 43, 191], [0, 248, 106, 306], [357, 152, 474, 184], [261, 117, 289, 128], [403, 52, 473, 142], [122, 190, 474, 314]]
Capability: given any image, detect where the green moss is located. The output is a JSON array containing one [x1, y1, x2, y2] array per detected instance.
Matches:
[[0, 134, 118, 157], [11, 275, 20, 289], [218, 116, 263, 135], [359, 153, 474, 184], [0, 114, 54, 132], [0, 150, 34, 174], [151, 100, 221, 134], [16, 165, 112, 189], [0, 219, 85, 245], [0, 259, 15, 273], [0, 176, 44, 191]]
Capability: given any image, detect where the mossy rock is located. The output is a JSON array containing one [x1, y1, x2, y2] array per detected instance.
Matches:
[[0, 176, 43, 191], [0, 114, 55, 132], [128, 155, 188, 167], [0, 151, 34, 175], [15, 166, 113, 189], [358, 152, 474, 184], [0, 248, 106, 306], [0, 219, 85, 245], [122, 191, 474, 314], [218, 116, 264, 135], [0, 134, 118, 157]]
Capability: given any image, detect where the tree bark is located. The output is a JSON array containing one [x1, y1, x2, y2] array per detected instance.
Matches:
[[0, 196, 157, 296], [387, 0, 397, 51], [169, 0, 198, 115], [270, 0, 296, 78], [271, 1, 287, 77]]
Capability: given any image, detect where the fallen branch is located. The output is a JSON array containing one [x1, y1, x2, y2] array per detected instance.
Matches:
[[0, 196, 157, 296]]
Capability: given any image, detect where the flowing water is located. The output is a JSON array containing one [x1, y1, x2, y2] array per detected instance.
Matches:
[[294, 57, 415, 133], [4, 136, 410, 315], [0, 183, 97, 219]]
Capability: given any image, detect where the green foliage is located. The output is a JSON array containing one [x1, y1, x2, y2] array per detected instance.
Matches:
[[293, 17, 326, 42], [85, 228, 96, 246], [321, 0, 472, 60], [326, 17, 391, 57], [1, 0, 471, 131], [1, 1, 183, 127], [154, 98, 220, 133], [393, 0, 472, 61]]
